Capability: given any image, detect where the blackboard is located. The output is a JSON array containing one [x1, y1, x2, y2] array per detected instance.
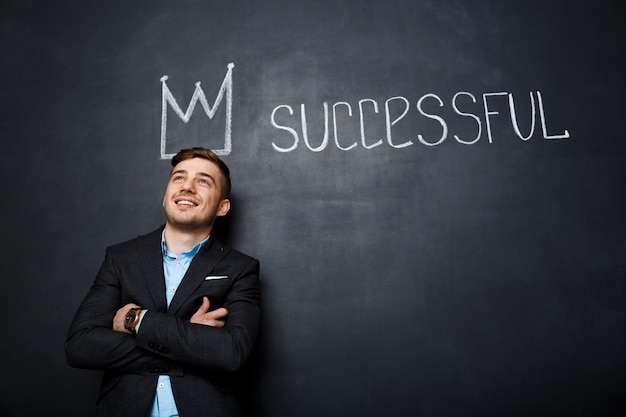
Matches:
[[1, 1, 624, 416]]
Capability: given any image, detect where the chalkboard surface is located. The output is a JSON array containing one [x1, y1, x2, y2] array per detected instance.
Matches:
[[1, 1, 624, 416]]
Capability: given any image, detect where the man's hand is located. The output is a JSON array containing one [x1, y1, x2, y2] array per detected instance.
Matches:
[[113, 303, 142, 334], [190, 296, 228, 327]]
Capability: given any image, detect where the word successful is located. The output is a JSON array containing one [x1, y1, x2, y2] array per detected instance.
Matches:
[[269, 91, 570, 152]]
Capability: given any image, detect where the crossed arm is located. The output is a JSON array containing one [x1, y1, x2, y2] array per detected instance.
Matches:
[[66, 246, 260, 374], [112, 296, 229, 334]]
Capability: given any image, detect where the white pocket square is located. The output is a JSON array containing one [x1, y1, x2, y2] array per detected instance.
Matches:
[[205, 275, 228, 280]]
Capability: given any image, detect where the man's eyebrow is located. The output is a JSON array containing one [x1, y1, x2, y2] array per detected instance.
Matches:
[[197, 171, 216, 183], [170, 169, 187, 177], [170, 169, 216, 184]]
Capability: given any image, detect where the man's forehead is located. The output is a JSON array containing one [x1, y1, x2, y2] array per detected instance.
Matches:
[[171, 157, 218, 174]]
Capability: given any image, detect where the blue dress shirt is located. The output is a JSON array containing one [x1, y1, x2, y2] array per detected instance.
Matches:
[[145, 231, 209, 417]]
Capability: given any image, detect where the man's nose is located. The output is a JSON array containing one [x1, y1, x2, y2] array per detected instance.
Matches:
[[181, 178, 195, 191]]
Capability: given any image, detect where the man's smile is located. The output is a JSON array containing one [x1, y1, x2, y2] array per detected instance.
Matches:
[[174, 196, 199, 207]]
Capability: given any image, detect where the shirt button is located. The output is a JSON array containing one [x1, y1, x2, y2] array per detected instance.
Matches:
[[171, 287, 176, 292], [159, 383, 165, 388]]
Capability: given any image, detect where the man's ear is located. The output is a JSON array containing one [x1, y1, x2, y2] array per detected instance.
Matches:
[[217, 199, 231, 217]]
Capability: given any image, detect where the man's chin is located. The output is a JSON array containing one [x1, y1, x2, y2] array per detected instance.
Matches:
[[166, 216, 213, 232]]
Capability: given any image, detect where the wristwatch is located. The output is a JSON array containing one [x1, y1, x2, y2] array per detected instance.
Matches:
[[124, 307, 143, 333]]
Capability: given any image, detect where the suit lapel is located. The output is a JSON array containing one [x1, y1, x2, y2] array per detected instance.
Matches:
[[136, 227, 168, 312], [168, 237, 229, 315]]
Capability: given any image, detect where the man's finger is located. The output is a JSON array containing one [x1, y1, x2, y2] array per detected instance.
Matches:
[[210, 307, 229, 320], [191, 296, 211, 319]]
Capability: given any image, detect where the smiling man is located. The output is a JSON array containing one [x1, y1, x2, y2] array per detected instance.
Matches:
[[163, 154, 231, 251], [66, 147, 260, 417]]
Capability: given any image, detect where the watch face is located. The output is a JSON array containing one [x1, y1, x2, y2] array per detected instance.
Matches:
[[124, 310, 136, 329]]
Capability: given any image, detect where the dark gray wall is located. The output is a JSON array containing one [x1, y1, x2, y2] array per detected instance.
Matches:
[[1, 1, 624, 416]]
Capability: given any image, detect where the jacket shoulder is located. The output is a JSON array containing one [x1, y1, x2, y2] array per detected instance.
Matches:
[[209, 237, 258, 264], [107, 226, 163, 254]]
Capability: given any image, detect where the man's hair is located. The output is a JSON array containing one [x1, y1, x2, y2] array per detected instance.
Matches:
[[171, 147, 231, 199]]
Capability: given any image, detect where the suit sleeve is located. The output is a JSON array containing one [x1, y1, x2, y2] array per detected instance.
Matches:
[[65, 246, 165, 372], [133, 255, 261, 373]]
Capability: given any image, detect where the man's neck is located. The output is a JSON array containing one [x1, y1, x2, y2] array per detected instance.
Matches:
[[163, 225, 211, 256]]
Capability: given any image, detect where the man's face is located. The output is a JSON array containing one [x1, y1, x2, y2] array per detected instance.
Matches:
[[163, 157, 230, 232]]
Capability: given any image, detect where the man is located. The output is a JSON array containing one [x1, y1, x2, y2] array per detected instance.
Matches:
[[66, 147, 260, 417]]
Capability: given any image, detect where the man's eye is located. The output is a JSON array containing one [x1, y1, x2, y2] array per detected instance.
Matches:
[[198, 179, 209, 185], [174, 176, 184, 181]]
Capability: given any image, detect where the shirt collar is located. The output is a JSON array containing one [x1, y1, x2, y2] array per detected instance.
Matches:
[[161, 229, 210, 259]]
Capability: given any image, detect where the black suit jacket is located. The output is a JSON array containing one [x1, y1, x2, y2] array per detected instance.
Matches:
[[66, 226, 260, 417]]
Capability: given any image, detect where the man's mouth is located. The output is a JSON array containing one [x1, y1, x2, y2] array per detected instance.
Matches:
[[174, 198, 199, 207]]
